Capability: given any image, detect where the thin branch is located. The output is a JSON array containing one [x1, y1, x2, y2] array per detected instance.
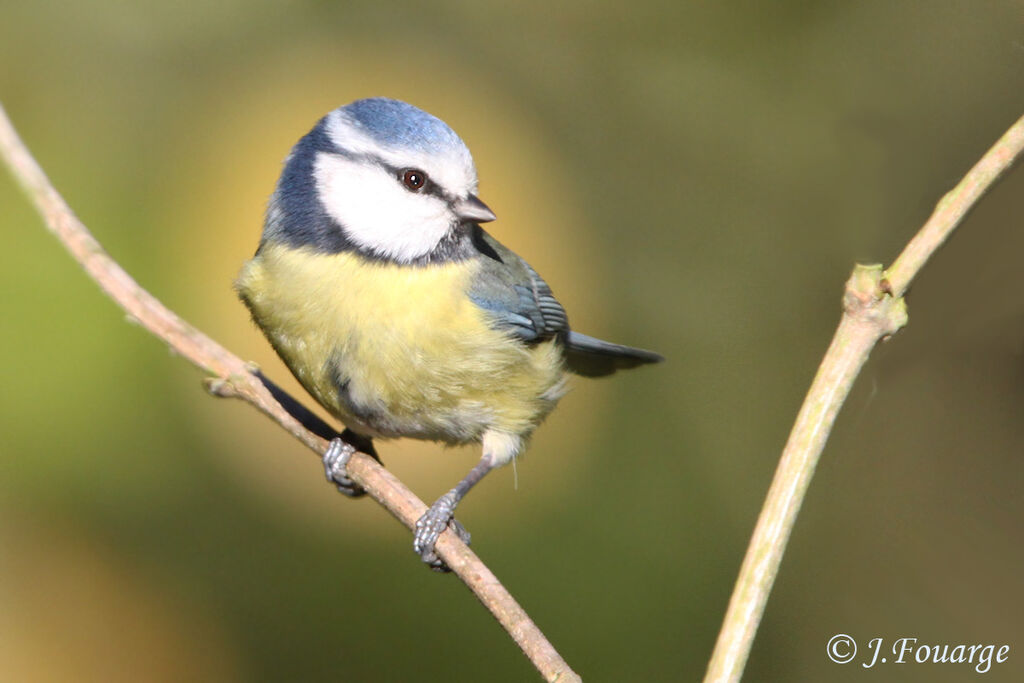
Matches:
[[886, 118, 1024, 296], [0, 101, 581, 683], [704, 113, 1024, 683]]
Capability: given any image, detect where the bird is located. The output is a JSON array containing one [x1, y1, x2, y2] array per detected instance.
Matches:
[[236, 97, 662, 569]]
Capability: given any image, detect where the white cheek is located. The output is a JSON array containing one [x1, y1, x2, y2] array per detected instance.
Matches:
[[314, 153, 452, 262]]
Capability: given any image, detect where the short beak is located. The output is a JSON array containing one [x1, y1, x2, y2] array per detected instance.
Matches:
[[453, 194, 497, 223]]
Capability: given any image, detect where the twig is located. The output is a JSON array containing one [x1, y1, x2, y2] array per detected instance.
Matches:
[[0, 101, 581, 683], [704, 113, 1024, 683]]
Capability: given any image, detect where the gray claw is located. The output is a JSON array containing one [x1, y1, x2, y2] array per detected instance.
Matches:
[[414, 491, 470, 571], [323, 438, 365, 498]]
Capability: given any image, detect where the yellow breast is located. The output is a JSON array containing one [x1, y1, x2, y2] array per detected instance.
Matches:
[[236, 243, 566, 442]]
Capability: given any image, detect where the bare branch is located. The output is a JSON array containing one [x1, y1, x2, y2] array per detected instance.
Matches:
[[704, 113, 1024, 683], [886, 117, 1024, 296], [0, 101, 581, 683]]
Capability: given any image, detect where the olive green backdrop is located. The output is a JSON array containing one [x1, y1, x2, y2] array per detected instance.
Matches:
[[2, 2, 1023, 681]]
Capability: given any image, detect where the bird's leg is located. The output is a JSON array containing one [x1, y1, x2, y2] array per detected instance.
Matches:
[[323, 433, 378, 498], [414, 455, 497, 571]]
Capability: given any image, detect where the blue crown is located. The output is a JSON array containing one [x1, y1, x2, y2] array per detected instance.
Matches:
[[342, 98, 466, 154]]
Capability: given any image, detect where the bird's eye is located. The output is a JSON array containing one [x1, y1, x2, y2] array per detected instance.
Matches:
[[401, 169, 427, 191]]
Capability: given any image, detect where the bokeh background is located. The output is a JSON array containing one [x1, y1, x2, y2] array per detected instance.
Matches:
[[2, 2, 1024, 681]]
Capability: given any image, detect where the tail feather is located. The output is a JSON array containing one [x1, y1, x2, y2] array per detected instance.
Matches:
[[564, 331, 664, 378]]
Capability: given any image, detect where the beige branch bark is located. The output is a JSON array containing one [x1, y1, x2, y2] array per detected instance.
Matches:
[[0, 101, 581, 683], [704, 113, 1024, 683]]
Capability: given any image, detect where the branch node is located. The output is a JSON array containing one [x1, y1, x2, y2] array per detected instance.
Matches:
[[843, 263, 908, 338], [203, 376, 237, 398]]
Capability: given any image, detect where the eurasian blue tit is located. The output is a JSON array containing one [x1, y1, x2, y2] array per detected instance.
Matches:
[[236, 98, 662, 569]]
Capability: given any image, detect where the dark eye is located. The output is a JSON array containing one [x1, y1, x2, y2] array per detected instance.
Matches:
[[401, 169, 427, 191]]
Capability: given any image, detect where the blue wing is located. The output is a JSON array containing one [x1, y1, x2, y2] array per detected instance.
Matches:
[[468, 227, 663, 377], [468, 229, 569, 343]]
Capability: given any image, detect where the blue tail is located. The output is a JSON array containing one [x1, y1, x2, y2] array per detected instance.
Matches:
[[564, 331, 663, 378]]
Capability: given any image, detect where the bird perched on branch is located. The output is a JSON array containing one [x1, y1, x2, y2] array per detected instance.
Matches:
[[236, 98, 662, 569]]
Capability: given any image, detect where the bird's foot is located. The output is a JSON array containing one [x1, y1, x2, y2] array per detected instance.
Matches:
[[414, 491, 471, 572], [323, 438, 365, 498]]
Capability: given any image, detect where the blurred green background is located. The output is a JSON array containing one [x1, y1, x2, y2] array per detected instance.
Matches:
[[2, 1, 1023, 681]]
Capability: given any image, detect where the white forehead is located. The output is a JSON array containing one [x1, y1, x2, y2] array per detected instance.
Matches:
[[324, 106, 478, 197]]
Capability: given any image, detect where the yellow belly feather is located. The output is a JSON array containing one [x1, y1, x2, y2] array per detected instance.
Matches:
[[236, 243, 566, 442]]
